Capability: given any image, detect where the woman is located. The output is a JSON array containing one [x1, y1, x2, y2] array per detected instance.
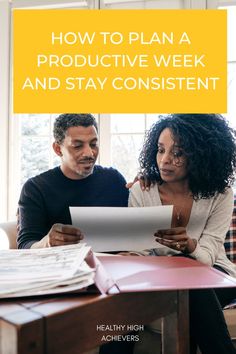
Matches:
[[129, 114, 236, 354]]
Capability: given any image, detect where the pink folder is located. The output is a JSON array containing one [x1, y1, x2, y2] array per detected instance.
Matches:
[[89, 255, 236, 294]]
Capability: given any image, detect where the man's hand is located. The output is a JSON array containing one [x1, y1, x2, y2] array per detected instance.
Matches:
[[154, 227, 197, 253], [126, 174, 154, 191], [47, 224, 84, 247], [31, 223, 84, 248]]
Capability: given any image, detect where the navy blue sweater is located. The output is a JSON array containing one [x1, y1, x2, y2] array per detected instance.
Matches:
[[18, 166, 128, 249]]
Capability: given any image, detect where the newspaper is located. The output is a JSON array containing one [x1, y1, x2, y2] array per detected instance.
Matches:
[[0, 243, 95, 298]]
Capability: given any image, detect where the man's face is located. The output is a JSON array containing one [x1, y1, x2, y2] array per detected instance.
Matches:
[[53, 125, 99, 180]]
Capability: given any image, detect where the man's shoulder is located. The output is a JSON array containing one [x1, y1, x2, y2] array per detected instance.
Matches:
[[93, 166, 128, 204], [23, 167, 60, 189], [94, 165, 125, 179]]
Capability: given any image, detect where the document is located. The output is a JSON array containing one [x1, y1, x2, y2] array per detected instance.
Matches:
[[0, 244, 95, 298], [70, 206, 173, 252]]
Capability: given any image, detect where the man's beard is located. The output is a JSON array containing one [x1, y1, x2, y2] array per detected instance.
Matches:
[[76, 165, 95, 179]]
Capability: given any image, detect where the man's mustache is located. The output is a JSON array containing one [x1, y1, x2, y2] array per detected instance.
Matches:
[[78, 158, 95, 163]]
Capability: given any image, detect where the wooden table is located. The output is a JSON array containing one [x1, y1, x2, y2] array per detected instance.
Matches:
[[0, 290, 189, 354]]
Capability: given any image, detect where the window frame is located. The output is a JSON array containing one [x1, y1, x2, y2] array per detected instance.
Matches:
[[99, 0, 198, 169], [3, 0, 233, 221], [0, 0, 95, 221], [0, 0, 11, 221]]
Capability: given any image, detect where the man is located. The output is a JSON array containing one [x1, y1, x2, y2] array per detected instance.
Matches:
[[17, 113, 129, 249], [17, 113, 147, 354]]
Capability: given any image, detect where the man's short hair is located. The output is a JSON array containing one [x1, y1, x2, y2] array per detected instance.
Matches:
[[53, 113, 98, 144]]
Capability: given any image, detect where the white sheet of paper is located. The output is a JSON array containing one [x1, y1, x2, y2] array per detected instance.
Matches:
[[70, 206, 173, 252]]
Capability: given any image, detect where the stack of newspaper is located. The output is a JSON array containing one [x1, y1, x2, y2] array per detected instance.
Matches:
[[0, 243, 95, 298]]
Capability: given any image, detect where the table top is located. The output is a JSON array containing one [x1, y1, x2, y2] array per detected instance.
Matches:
[[2, 255, 232, 354]]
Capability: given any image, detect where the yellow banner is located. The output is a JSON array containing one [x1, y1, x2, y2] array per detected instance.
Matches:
[[13, 9, 227, 113]]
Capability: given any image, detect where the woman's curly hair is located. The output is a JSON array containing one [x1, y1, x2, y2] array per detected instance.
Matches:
[[139, 114, 236, 199]]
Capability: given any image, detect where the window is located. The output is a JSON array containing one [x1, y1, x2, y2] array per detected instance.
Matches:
[[3, 0, 188, 221], [99, 0, 188, 181], [100, 1, 236, 181], [100, 0, 186, 9], [6, 0, 95, 220], [99, 114, 162, 182], [1, 0, 234, 224], [219, 5, 236, 129]]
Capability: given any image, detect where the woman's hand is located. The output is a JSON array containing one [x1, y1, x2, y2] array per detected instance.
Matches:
[[154, 227, 197, 253], [126, 173, 154, 191]]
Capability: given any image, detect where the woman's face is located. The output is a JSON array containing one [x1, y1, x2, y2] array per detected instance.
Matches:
[[156, 128, 187, 183]]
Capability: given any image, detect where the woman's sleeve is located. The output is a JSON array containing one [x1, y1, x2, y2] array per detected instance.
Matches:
[[128, 183, 145, 207], [189, 188, 234, 266]]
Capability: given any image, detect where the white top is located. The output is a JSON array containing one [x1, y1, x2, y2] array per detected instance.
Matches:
[[129, 183, 236, 277]]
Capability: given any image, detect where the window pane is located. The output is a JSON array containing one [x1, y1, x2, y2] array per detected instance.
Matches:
[[228, 6, 236, 61], [111, 134, 144, 181], [146, 114, 161, 129], [226, 63, 236, 128], [50, 115, 58, 130], [144, 0, 184, 8], [111, 114, 145, 133], [219, 6, 236, 61], [218, 5, 236, 129], [53, 154, 61, 167], [21, 137, 50, 184], [103, 0, 184, 9], [20, 114, 50, 136], [11, 0, 91, 9]]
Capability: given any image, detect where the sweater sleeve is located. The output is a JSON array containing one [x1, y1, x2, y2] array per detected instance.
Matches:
[[189, 188, 234, 266], [17, 179, 49, 249], [128, 182, 145, 207]]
